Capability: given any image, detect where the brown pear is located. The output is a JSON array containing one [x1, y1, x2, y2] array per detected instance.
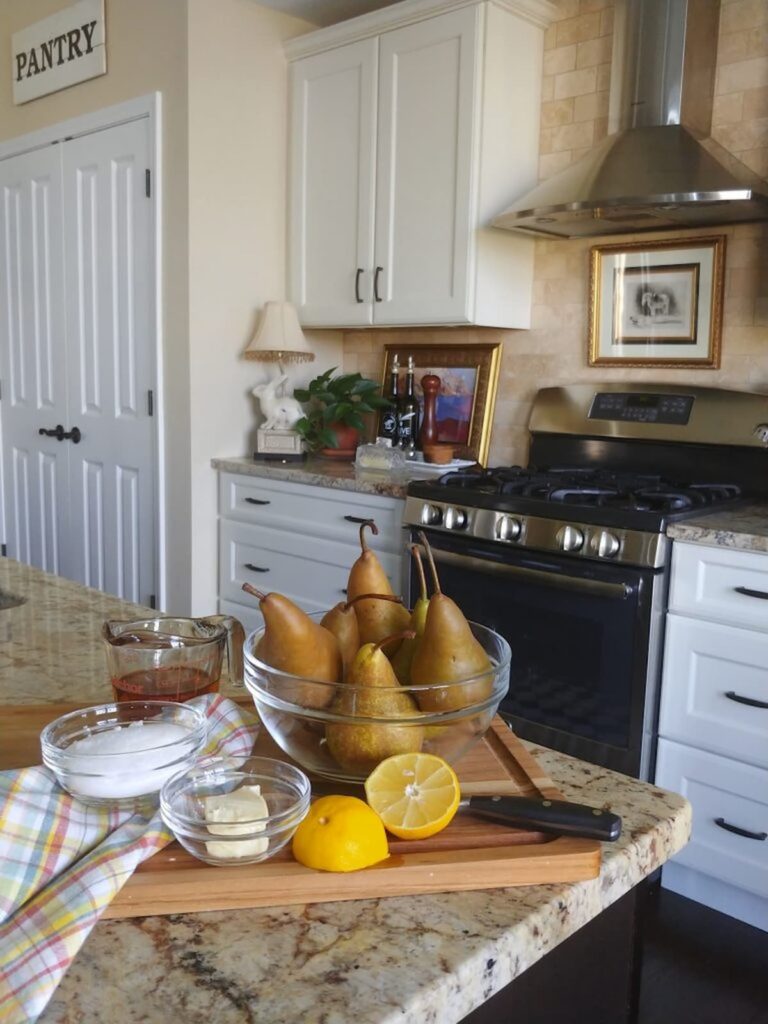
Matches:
[[390, 546, 430, 685], [347, 521, 411, 648], [410, 534, 493, 712], [321, 593, 406, 681], [325, 633, 424, 775], [242, 583, 340, 708]]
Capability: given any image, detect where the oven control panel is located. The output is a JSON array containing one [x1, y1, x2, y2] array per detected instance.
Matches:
[[589, 392, 694, 425]]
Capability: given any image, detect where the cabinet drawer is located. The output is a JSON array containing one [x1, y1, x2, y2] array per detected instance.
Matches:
[[669, 542, 768, 631], [659, 615, 768, 768], [219, 473, 404, 552], [219, 519, 403, 611], [655, 739, 768, 898]]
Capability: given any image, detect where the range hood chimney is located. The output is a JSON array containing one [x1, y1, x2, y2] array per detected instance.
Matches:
[[493, 0, 768, 238]]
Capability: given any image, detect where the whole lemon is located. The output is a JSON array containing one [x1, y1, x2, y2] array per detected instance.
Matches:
[[292, 795, 389, 872]]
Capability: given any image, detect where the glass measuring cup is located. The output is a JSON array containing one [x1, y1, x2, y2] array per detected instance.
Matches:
[[102, 616, 245, 703]]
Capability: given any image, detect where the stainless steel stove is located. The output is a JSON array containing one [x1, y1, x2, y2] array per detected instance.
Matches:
[[405, 384, 768, 779]]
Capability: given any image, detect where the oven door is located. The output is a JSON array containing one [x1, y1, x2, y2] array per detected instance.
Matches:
[[410, 529, 664, 779]]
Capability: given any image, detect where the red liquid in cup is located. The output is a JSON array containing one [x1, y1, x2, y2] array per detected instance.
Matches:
[[111, 666, 219, 704]]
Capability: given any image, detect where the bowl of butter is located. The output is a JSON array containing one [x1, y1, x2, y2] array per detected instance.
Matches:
[[160, 756, 311, 865]]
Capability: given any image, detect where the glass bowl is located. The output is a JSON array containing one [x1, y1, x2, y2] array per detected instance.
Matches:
[[243, 616, 511, 783], [40, 701, 207, 808], [160, 756, 311, 866]]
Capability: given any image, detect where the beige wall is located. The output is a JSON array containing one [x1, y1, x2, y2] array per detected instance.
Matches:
[[0, 0, 192, 609], [343, 0, 768, 466], [186, 0, 342, 614]]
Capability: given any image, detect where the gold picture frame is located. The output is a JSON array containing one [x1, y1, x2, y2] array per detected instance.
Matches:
[[588, 236, 725, 368], [381, 343, 501, 465]]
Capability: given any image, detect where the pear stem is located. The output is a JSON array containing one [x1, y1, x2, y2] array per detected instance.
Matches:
[[359, 519, 379, 552], [417, 531, 442, 595], [242, 582, 267, 602], [375, 630, 416, 653], [410, 545, 428, 601], [345, 592, 404, 611]]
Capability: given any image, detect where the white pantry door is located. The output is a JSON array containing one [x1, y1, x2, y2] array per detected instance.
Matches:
[[0, 117, 156, 604], [0, 145, 72, 577]]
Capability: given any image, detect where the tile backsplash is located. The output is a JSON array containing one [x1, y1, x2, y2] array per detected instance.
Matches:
[[342, 0, 768, 466]]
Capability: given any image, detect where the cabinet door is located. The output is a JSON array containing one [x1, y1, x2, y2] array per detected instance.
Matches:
[[288, 39, 378, 327], [374, 7, 478, 325]]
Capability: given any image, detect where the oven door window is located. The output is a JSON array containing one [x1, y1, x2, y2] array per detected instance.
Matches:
[[412, 533, 654, 760]]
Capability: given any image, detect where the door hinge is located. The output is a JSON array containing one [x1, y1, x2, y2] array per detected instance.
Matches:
[[1, 544, 6, 557], [149, 594, 156, 609], [145, 169, 151, 198], [147, 389, 154, 417]]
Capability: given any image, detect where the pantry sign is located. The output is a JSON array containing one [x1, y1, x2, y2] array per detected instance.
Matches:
[[12, 0, 106, 105]]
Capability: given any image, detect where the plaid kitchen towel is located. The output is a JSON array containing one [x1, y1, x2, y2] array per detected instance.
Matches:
[[0, 694, 259, 1024]]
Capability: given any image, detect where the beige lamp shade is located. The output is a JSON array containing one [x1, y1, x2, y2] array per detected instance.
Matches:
[[243, 301, 315, 364]]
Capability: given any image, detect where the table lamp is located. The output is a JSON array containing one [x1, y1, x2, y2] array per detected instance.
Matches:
[[244, 301, 315, 461]]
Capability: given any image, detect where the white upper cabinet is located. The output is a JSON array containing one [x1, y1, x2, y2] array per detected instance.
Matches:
[[286, 0, 554, 329]]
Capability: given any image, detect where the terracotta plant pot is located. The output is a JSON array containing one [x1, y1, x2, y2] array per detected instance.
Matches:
[[320, 423, 361, 460]]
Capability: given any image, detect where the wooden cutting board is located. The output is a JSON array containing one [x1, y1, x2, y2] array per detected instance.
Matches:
[[1, 703, 601, 917]]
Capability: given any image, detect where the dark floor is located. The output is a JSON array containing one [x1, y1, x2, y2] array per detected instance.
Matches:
[[638, 885, 768, 1024]]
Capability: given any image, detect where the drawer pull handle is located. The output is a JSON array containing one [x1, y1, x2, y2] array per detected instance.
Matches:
[[714, 818, 767, 842], [344, 515, 373, 525], [725, 690, 768, 710], [244, 563, 270, 573], [340, 588, 348, 595], [734, 585, 768, 600], [244, 497, 270, 506]]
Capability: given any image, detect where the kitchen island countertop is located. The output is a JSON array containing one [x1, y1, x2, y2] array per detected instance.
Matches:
[[666, 501, 768, 553], [1, 560, 691, 1024]]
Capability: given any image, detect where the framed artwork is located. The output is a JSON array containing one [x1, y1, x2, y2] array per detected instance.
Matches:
[[588, 236, 725, 367], [380, 343, 501, 465]]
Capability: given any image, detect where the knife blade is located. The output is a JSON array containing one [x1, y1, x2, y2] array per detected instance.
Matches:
[[309, 778, 622, 842], [461, 795, 622, 842]]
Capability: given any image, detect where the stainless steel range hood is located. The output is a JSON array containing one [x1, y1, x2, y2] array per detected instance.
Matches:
[[493, 0, 768, 239]]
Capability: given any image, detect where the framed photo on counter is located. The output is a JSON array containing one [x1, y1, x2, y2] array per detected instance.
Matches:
[[381, 342, 501, 465], [588, 236, 725, 368]]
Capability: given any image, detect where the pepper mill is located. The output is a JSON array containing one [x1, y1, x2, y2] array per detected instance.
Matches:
[[419, 374, 441, 448]]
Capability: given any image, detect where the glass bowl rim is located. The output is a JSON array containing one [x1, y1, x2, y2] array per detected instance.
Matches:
[[160, 754, 311, 833], [40, 700, 207, 760]]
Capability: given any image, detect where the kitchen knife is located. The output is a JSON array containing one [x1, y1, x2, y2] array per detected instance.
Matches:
[[309, 778, 621, 842], [461, 795, 622, 842]]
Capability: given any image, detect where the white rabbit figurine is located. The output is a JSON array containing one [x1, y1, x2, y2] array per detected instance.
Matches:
[[252, 375, 304, 430]]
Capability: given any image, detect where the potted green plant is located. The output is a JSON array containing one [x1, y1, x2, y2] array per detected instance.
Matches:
[[293, 368, 389, 459]]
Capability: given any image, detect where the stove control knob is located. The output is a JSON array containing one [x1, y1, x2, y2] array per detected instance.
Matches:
[[556, 525, 584, 552], [496, 516, 522, 542], [420, 503, 443, 526], [589, 530, 621, 559], [444, 506, 468, 531]]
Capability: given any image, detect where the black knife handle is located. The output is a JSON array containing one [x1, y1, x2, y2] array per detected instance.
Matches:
[[467, 796, 622, 842]]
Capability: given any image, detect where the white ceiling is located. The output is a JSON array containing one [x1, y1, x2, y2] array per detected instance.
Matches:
[[258, 0, 403, 27]]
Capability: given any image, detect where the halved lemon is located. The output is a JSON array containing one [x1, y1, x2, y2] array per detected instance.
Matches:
[[364, 752, 461, 840]]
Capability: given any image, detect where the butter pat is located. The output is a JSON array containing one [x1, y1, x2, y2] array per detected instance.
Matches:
[[204, 784, 269, 859]]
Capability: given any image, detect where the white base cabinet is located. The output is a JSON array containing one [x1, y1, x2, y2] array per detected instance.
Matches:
[[287, 0, 553, 328], [656, 541, 768, 931], [217, 471, 406, 638]]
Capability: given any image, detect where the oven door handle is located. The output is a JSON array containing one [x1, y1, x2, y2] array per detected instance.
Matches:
[[429, 548, 632, 600]]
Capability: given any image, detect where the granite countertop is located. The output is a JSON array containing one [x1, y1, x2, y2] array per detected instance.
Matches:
[[1, 560, 691, 1024], [0, 560, 240, 705], [667, 502, 768, 553], [212, 455, 471, 500]]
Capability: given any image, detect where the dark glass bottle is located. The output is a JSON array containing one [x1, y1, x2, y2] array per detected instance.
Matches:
[[398, 355, 420, 458], [380, 354, 400, 445]]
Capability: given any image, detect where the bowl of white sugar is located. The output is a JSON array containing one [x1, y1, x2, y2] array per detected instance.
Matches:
[[41, 701, 207, 807]]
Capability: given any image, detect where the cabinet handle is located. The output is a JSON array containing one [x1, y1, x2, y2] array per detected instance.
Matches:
[[340, 588, 348, 595], [344, 515, 374, 525], [725, 690, 768, 710], [355, 268, 363, 303], [734, 585, 768, 600], [714, 817, 767, 842], [244, 497, 270, 506], [373, 266, 383, 302], [244, 563, 270, 573]]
